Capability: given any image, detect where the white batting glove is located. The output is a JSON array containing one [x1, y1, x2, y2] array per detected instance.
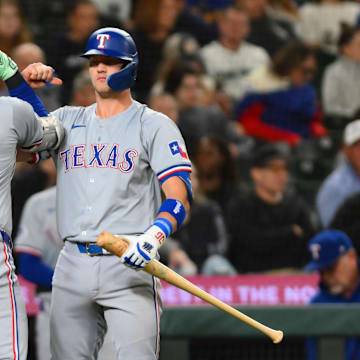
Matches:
[[120, 233, 161, 271]]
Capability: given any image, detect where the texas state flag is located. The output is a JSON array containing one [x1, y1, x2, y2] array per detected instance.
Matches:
[[169, 141, 188, 159]]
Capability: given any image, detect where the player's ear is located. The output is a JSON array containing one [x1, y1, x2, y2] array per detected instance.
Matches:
[[347, 248, 358, 263]]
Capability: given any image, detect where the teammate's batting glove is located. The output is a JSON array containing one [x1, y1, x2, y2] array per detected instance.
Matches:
[[0, 50, 18, 81]]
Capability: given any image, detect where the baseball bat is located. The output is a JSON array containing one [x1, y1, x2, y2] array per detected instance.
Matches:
[[97, 231, 284, 344]]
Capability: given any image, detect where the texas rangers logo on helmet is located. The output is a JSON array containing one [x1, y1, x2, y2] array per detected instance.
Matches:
[[96, 34, 111, 49]]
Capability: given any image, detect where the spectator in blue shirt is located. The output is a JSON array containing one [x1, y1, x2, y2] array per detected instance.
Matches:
[[316, 119, 360, 227], [306, 229, 360, 360]]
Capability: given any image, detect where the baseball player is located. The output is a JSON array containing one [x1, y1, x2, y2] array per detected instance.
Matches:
[[14, 186, 117, 360], [20, 27, 192, 360], [0, 50, 64, 360], [15, 186, 62, 360]]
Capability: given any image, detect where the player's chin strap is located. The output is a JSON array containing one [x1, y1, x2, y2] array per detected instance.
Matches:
[[144, 199, 186, 246]]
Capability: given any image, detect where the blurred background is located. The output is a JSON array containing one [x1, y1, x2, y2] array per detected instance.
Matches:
[[8, 0, 360, 359]]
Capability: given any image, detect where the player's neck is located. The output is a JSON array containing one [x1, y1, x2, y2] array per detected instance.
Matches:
[[95, 91, 133, 119]]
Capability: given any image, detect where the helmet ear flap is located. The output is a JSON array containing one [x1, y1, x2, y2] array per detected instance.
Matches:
[[107, 61, 137, 92]]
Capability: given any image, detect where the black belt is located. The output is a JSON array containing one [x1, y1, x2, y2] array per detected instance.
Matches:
[[77, 243, 112, 256]]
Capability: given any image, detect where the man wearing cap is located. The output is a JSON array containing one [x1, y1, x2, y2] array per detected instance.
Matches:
[[226, 143, 316, 273], [317, 119, 360, 227], [306, 229, 360, 359]]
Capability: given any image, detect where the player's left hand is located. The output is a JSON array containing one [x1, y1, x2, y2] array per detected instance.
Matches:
[[21, 63, 62, 88], [120, 234, 159, 270]]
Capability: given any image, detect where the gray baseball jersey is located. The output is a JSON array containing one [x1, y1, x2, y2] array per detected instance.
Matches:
[[0, 97, 43, 360], [49, 100, 191, 360], [15, 186, 62, 269], [52, 100, 192, 242], [0, 97, 42, 236]]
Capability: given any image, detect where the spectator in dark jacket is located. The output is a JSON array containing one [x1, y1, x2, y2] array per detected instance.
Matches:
[[227, 143, 316, 273]]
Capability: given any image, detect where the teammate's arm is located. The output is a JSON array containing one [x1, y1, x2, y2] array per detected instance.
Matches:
[[0, 50, 49, 116], [15, 193, 54, 287], [16, 148, 34, 163], [17, 253, 53, 287], [0, 50, 64, 158]]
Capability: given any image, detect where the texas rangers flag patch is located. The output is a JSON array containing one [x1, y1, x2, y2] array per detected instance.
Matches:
[[169, 141, 188, 159]]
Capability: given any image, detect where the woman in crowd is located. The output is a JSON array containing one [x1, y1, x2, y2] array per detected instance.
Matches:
[[236, 41, 327, 147]]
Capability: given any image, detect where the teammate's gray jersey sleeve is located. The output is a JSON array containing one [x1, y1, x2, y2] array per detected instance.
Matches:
[[141, 110, 192, 182], [0, 98, 43, 235], [15, 193, 46, 256], [15, 187, 62, 269], [12, 98, 43, 147]]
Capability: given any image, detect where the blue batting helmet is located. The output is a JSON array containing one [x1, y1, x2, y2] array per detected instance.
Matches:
[[81, 27, 138, 92]]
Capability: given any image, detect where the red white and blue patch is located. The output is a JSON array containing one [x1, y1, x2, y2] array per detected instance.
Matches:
[[169, 141, 188, 159]]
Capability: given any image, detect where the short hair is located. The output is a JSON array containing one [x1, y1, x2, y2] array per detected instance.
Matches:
[[251, 143, 291, 168], [222, 4, 249, 18], [338, 22, 360, 50], [271, 41, 315, 77], [66, 0, 95, 16], [163, 61, 200, 95]]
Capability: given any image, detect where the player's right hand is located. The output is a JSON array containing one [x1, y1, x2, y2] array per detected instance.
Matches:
[[21, 63, 62, 88], [120, 234, 159, 271]]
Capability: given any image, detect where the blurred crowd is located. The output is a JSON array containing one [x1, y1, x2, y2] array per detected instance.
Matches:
[[6, 0, 360, 357]]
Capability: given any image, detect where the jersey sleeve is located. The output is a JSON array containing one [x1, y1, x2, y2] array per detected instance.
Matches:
[[11, 98, 43, 148], [14, 194, 46, 257], [141, 111, 192, 184]]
